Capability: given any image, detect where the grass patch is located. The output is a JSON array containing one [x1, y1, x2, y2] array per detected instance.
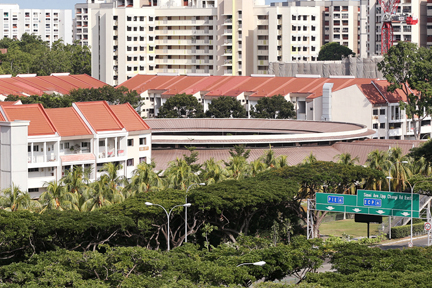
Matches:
[[320, 218, 384, 238]]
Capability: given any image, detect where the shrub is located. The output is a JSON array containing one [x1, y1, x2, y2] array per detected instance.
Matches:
[[391, 222, 425, 239]]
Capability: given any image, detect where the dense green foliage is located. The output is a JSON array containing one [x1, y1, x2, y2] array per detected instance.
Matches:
[[0, 34, 91, 76], [157, 93, 205, 118], [4, 85, 141, 108], [0, 236, 326, 287], [205, 96, 247, 118], [306, 243, 432, 287], [390, 222, 426, 239], [251, 95, 296, 119], [378, 41, 432, 140], [317, 42, 355, 61]]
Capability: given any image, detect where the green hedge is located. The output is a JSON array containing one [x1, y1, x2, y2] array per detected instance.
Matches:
[[391, 222, 426, 239]]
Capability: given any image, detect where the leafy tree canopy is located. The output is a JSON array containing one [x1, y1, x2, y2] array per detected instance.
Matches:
[[157, 93, 205, 118], [251, 95, 295, 119], [205, 96, 247, 118], [378, 41, 432, 140], [0, 34, 91, 76], [317, 42, 355, 61]]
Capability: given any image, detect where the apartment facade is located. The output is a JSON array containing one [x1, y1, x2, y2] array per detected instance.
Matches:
[[74, 0, 364, 85], [0, 101, 151, 198], [365, 0, 426, 56], [0, 4, 72, 45]]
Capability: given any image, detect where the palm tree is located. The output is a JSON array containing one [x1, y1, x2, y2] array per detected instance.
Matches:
[[126, 161, 165, 194], [164, 158, 200, 190], [387, 147, 412, 192], [365, 149, 388, 190], [250, 159, 267, 177], [302, 152, 317, 164], [200, 158, 228, 185], [261, 145, 277, 168], [333, 153, 359, 165], [225, 155, 251, 180], [39, 180, 79, 212], [80, 181, 117, 211], [61, 166, 86, 194], [0, 184, 41, 212], [275, 155, 289, 168]]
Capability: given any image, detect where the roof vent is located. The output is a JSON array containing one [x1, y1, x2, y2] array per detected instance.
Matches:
[[329, 75, 355, 79], [296, 74, 321, 78], [50, 73, 70, 76], [0, 74, 12, 78], [157, 72, 180, 76], [16, 74, 37, 78], [186, 73, 211, 77], [251, 74, 275, 78]]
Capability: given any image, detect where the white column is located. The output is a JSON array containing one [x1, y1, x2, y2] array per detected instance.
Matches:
[[43, 142, 47, 162], [105, 138, 108, 158], [115, 137, 118, 157], [31, 143, 34, 163]]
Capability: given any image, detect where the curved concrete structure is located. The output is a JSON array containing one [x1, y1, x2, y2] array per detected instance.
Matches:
[[145, 118, 375, 146]]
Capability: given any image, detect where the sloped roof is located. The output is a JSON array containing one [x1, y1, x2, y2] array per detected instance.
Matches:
[[120, 75, 387, 100], [2, 104, 57, 136], [371, 80, 407, 103], [358, 84, 387, 104], [46, 107, 93, 137], [0, 74, 107, 97], [74, 101, 124, 132], [110, 103, 151, 132]]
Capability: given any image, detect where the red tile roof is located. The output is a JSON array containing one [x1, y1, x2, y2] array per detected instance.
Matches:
[[74, 101, 124, 132], [0, 74, 107, 97], [46, 107, 93, 136], [2, 104, 57, 136], [0, 101, 20, 106], [110, 103, 151, 132], [0, 113, 4, 121], [119, 75, 413, 105]]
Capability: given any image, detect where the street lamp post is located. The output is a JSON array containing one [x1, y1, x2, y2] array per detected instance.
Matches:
[[386, 160, 408, 240], [236, 261, 266, 267], [185, 183, 205, 243], [145, 202, 191, 251]]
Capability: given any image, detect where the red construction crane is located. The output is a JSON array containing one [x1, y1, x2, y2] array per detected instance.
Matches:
[[379, 0, 418, 55]]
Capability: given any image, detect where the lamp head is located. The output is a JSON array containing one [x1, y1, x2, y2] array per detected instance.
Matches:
[[184, 203, 192, 207], [386, 176, 392, 179], [145, 202, 153, 206], [401, 161, 409, 164], [253, 261, 266, 266], [199, 183, 206, 186]]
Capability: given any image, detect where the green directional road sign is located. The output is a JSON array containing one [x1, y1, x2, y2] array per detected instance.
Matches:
[[315, 190, 421, 218], [357, 190, 419, 211]]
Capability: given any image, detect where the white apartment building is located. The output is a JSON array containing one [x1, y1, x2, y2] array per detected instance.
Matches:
[[0, 4, 72, 45], [73, 0, 363, 85], [365, 0, 426, 56], [0, 101, 151, 198]]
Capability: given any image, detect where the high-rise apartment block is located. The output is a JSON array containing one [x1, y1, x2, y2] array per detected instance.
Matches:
[[0, 4, 72, 45], [73, 0, 426, 85]]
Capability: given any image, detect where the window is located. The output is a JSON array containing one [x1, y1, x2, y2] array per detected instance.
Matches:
[[99, 140, 105, 146], [28, 145, 40, 152], [380, 123, 386, 129], [82, 142, 89, 147], [127, 158, 134, 166], [380, 109, 385, 115], [28, 188, 39, 193], [373, 123, 378, 129], [373, 109, 378, 115], [28, 168, 39, 172], [139, 137, 147, 145], [139, 157, 147, 163]]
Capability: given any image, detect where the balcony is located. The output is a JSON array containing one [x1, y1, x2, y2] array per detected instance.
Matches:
[[155, 59, 214, 65], [257, 50, 268, 55], [258, 60, 269, 66], [257, 29, 268, 35], [98, 149, 125, 159], [155, 39, 212, 45], [156, 19, 214, 26], [257, 40, 268, 45], [154, 29, 211, 36]]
